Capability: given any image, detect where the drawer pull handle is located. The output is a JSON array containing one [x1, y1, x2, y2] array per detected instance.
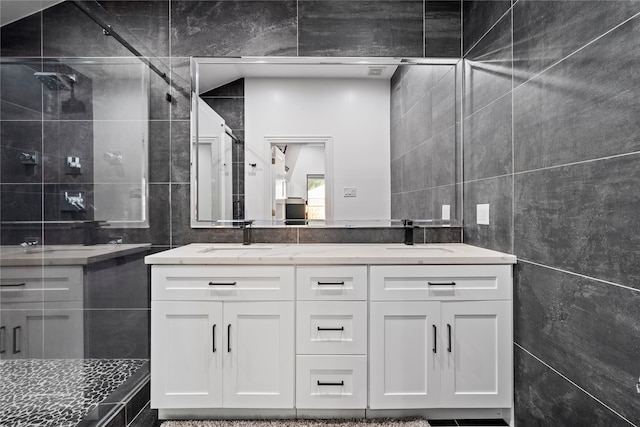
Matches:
[[428, 281, 456, 286], [317, 380, 344, 386], [432, 325, 437, 353], [13, 326, 21, 354], [0, 326, 5, 354], [212, 324, 217, 353], [0, 283, 26, 288], [317, 326, 344, 331], [317, 281, 345, 286], [447, 323, 452, 353], [227, 324, 231, 353], [209, 282, 237, 286]]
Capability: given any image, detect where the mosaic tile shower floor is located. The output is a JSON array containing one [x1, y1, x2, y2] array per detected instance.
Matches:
[[0, 358, 147, 427]]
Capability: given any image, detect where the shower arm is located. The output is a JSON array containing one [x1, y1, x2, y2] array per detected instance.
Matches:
[[71, 1, 190, 100]]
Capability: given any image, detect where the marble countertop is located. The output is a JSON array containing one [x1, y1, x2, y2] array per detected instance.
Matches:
[[0, 244, 152, 267], [145, 243, 516, 265]]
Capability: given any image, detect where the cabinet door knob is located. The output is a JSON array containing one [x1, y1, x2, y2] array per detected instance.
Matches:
[[227, 324, 232, 352], [447, 323, 452, 353]]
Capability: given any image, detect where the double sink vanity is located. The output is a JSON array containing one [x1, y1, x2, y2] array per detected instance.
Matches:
[[146, 243, 516, 422]]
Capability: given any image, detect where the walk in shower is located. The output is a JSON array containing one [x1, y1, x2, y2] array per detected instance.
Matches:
[[0, 1, 162, 425]]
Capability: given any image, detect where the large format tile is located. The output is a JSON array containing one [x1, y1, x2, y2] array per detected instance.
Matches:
[[0, 11, 41, 57], [514, 16, 640, 172], [425, 1, 461, 58], [170, 57, 191, 121], [43, 1, 168, 58], [98, 0, 170, 58], [514, 153, 640, 289], [462, 0, 511, 54], [1, 121, 43, 184], [514, 345, 634, 427], [170, 120, 190, 183], [99, 183, 171, 246], [0, 60, 43, 120], [42, 120, 94, 184], [148, 121, 170, 183], [432, 125, 458, 188], [513, 0, 640, 87], [171, 1, 297, 57], [464, 12, 512, 117], [43, 2, 134, 58], [515, 262, 640, 425], [299, 227, 407, 244], [84, 309, 149, 359], [464, 93, 512, 181], [431, 66, 457, 136], [463, 175, 512, 254], [298, 1, 423, 57]]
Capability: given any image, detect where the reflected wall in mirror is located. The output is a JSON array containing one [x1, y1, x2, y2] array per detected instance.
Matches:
[[1, 57, 150, 228], [191, 57, 462, 227]]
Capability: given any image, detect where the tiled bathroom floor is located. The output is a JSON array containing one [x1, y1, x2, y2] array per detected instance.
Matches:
[[0, 358, 147, 427]]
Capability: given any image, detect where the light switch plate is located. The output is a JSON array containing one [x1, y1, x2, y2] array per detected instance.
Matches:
[[344, 187, 357, 198], [477, 203, 490, 225], [442, 204, 451, 220]]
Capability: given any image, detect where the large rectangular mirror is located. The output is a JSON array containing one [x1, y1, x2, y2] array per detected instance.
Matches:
[[191, 57, 462, 227]]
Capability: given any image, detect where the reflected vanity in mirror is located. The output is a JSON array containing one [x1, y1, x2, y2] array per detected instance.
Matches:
[[191, 57, 462, 228]]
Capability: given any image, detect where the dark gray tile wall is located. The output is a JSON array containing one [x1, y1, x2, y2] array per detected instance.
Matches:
[[0, 0, 463, 249], [390, 63, 461, 221], [463, 1, 640, 425]]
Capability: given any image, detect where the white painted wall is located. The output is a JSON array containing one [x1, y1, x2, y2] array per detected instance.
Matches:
[[245, 78, 391, 221], [286, 144, 325, 199]]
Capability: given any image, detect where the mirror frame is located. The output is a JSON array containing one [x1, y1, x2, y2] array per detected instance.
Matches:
[[190, 56, 462, 228]]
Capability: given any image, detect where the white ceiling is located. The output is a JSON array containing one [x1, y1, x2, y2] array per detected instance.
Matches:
[[0, 0, 64, 27]]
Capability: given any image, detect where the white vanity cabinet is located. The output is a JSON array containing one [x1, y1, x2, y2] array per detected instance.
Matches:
[[369, 265, 513, 410], [295, 266, 368, 409], [147, 243, 516, 422], [151, 265, 295, 409]]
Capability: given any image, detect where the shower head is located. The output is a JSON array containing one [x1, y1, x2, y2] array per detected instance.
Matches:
[[34, 72, 76, 91]]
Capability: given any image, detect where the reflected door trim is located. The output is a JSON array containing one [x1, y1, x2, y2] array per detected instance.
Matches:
[[263, 136, 334, 223]]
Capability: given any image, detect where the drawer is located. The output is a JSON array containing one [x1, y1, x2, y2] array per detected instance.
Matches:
[[296, 266, 367, 300], [152, 265, 294, 301], [370, 265, 512, 301], [0, 267, 83, 303], [297, 301, 367, 355], [296, 355, 367, 409]]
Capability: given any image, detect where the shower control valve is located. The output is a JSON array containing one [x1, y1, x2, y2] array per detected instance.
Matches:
[[66, 156, 82, 175]]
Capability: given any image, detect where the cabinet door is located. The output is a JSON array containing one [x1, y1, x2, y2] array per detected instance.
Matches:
[[369, 301, 441, 409], [223, 301, 294, 408], [151, 301, 223, 408], [440, 301, 512, 408]]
